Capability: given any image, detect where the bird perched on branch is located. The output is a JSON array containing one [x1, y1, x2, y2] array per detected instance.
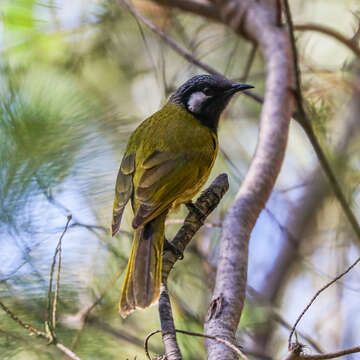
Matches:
[[111, 74, 253, 317]]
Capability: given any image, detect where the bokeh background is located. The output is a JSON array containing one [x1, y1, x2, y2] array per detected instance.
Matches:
[[1, 0, 360, 359]]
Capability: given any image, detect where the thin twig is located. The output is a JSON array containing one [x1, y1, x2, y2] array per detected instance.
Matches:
[[242, 43, 258, 81], [144, 329, 248, 360], [0, 301, 47, 338], [284, 343, 360, 360], [300, 346, 360, 360], [53, 232, 63, 329], [294, 23, 360, 58], [288, 255, 360, 348], [47, 215, 72, 331], [118, 0, 222, 76], [0, 300, 81, 360], [283, 0, 360, 241]]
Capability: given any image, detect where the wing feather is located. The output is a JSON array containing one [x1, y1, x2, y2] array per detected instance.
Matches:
[[112, 153, 135, 236]]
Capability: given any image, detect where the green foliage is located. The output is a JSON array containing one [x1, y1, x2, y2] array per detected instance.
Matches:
[[0, 67, 98, 230]]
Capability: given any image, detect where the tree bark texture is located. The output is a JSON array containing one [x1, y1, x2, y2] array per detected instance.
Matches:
[[201, 1, 294, 359]]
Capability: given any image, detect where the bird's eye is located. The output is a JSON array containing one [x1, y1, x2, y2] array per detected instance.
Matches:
[[202, 87, 213, 96]]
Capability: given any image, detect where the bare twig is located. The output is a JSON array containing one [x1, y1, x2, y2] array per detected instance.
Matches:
[[0, 301, 47, 338], [47, 215, 72, 332], [118, 0, 222, 76], [242, 43, 258, 81], [144, 328, 248, 360], [299, 346, 360, 360], [293, 23, 360, 58], [0, 300, 81, 360], [284, 343, 360, 360], [288, 255, 360, 348]]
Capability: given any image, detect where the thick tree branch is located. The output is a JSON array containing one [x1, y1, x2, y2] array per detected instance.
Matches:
[[202, 1, 294, 359]]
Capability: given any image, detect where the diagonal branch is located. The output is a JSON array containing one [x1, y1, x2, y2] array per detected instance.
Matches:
[[158, 174, 229, 359]]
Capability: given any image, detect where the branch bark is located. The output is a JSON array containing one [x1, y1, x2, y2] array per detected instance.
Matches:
[[201, 1, 294, 359], [159, 174, 229, 359]]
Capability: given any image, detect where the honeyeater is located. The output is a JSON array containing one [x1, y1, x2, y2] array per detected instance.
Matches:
[[111, 74, 253, 317]]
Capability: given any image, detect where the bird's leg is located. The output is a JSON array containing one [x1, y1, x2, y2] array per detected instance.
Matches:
[[164, 238, 184, 260], [185, 200, 206, 222]]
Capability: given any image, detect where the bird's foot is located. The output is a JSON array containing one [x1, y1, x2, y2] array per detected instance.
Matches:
[[185, 201, 206, 222], [164, 238, 184, 260]]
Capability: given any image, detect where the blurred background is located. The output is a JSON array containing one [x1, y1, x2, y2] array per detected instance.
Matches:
[[0, 0, 360, 359]]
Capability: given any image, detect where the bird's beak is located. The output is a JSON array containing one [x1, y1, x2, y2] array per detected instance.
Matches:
[[230, 83, 254, 93]]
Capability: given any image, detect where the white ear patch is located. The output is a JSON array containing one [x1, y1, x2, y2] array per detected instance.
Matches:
[[187, 91, 210, 113]]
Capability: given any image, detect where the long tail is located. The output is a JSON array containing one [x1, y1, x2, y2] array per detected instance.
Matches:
[[119, 211, 167, 318]]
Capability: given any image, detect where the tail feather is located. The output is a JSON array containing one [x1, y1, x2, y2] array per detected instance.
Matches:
[[119, 211, 167, 317]]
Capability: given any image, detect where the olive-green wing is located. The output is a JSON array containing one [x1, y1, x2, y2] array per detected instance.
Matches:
[[111, 153, 135, 236], [132, 149, 213, 229]]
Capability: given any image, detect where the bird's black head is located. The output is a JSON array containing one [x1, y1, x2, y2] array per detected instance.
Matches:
[[169, 74, 254, 132]]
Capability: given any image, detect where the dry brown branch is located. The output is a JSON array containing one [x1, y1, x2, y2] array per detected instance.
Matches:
[[144, 328, 248, 360], [288, 255, 360, 348]]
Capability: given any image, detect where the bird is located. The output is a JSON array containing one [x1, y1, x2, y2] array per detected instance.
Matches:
[[111, 74, 253, 317]]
